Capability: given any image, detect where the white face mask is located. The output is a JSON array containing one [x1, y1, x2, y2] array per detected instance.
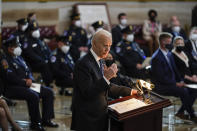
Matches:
[[13, 47, 22, 56], [61, 45, 70, 54], [190, 34, 197, 41], [120, 19, 127, 26], [75, 20, 81, 27], [21, 23, 28, 32], [32, 30, 40, 38], [172, 26, 181, 33], [126, 34, 134, 42]]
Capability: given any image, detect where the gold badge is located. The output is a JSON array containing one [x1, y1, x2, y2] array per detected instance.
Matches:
[[127, 46, 131, 50], [1, 59, 8, 69]]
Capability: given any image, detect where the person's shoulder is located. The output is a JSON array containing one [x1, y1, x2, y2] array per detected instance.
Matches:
[[112, 25, 120, 31], [152, 49, 161, 60]]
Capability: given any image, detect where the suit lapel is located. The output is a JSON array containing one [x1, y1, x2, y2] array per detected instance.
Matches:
[[88, 52, 103, 77]]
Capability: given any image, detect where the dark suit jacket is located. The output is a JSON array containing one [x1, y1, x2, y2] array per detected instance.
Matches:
[[71, 51, 131, 131], [111, 25, 122, 49], [151, 49, 182, 94]]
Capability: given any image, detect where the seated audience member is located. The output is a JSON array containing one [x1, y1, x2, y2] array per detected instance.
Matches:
[[143, 9, 162, 55], [10, 18, 29, 48], [111, 13, 127, 50], [22, 21, 53, 87], [2, 37, 58, 131], [50, 36, 74, 96], [116, 25, 150, 79], [65, 13, 88, 62], [172, 36, 197, 83], [27, 12, 38, 27], [151, 32, 197, 122], [164, 16, 187, 43], [185, 27, 197, 74], [0, 97, 22, 131], [71, 30, 138, 131], [104, 52, 134, 88]]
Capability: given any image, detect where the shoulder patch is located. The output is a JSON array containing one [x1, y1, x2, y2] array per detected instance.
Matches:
[[23, 42, 28, 49], [1, 59, 9, 69], [50, 56, 56, 63], [127, 46, 131, 50]]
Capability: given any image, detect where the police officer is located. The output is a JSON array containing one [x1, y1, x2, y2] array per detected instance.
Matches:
[[9, 18, 29, 48], [116, 25, 149, 79], [1, 37, 58, 130], [65, 13, 88, 62], [50, 36, 74, 95], [22, 21, 53, 87]]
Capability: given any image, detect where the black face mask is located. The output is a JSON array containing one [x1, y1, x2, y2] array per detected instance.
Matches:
[[165, 44, 173, 50], [105, 60, 114, 67], [150, 16, 156, 21], [176, 46, 185, 52]]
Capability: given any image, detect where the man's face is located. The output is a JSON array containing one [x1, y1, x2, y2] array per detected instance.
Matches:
[[163, 37, 172, 46], [93, 36, 112, 59]]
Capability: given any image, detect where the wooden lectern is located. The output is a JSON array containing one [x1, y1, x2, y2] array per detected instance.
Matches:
[[108, 91, 171, 131]]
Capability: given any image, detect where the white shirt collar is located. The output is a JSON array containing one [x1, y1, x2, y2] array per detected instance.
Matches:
[[160, 48, 169, 56], [90, 48, 101, 62]]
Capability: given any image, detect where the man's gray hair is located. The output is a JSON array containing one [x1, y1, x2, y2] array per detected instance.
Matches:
[[91, 29, 112, 46]]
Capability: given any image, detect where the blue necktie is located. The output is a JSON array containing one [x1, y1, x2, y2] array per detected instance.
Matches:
[[99, 59, 104, 76]]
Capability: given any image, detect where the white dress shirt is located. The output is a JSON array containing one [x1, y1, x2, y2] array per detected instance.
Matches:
[[90, 48, 110, 85]]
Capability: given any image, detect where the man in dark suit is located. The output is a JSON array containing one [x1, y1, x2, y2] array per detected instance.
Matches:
[[111, 13, 127, 50], [71, 30, 138, 131], [151, 32, 197, 122]]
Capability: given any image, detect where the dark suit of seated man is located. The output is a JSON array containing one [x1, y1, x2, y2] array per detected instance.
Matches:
[[71, 30, 138, 131], [151, 32, 197, 122], [1, 37, 58, 131]]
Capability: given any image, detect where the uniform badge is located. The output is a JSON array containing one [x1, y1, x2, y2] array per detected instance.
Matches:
[[1, 59, 9, 69], [32, 43, 37, 48], [72, 32, 76, 36], [13, 63, 18, 69], [61, 58, 65, 63], [81, 30, 85, 35], [127, 46, 131, 50], [50, 56, 56, 63], [23, 42, 28, 49]]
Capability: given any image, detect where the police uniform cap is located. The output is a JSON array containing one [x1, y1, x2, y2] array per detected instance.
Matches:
[[4, 36, 20, 48], [16, 18, 28, 25], [56, 36, 71, 46], [70, 13, 80, 21], [91, 20, 104, 29], [121, 25, 134, 34]]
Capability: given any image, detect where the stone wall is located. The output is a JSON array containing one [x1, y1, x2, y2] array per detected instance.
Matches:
[[2, 1, 197, 34]]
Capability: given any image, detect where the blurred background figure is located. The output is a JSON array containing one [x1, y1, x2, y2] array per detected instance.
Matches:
[[111, 13, 127, 51], [172, 36, 197, 84], [22, 21, 54, 87], [143, 9, 162, 55], [164, 16, 188, 43], [50, 36, 74, 96], [64, 13, 88, 62], [115, 25, 150, 79], [0, 98, 22, 131]]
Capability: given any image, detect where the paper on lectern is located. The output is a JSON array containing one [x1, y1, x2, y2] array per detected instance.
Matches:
[[108, 98, 147, 114]]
